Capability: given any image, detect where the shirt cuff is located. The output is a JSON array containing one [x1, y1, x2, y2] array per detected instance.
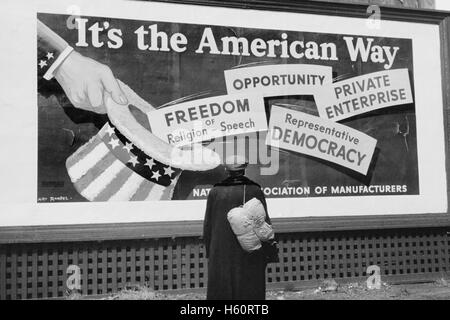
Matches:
[[42, 46, 74, 80]]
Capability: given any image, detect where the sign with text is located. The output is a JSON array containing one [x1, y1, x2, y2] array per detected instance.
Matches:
[[266, 106, 377, 175], [224, 64, 333, 97], [315, 69, 413, 121], [147, 93, 268, 146], [0, 0, 447, 230]]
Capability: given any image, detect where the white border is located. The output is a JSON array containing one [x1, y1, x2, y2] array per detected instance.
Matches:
[[0, 0, 447, 226]]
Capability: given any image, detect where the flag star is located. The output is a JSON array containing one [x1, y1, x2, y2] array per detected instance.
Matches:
[[128, 155, 139, 167], [163, 166, 175, 177], [105, 124, 115, 136], [145, 158, 155, 169], [123, 142, 134, 153], [39, 60, 47, 68], [108, 138, 120, 149], [152, 170, 161, 181], [46, 52, 54, 60]]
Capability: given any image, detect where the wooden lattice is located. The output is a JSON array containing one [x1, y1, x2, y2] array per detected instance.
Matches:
[[0, 228, 449, 299]]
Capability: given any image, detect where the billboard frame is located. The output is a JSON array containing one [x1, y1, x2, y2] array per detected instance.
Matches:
[[1, 0, 450, 244]]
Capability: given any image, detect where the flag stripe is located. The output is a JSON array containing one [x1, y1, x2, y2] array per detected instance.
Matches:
[[80, 160, 124, 200], [108, 173, 145, 201], [66, 134, 102, 169], [145, 183, 165, 201], [73, 152, 117, 192], [161, 176, 179, 200], [93, 166, 134, 201], [68, 141, 110, 182], [130, 180, 155, 201]]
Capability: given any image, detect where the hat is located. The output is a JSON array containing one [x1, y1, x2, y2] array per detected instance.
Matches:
[[66, 121, 181, 201], [224, 155, 248, 171], [66, 81, 220, 202]]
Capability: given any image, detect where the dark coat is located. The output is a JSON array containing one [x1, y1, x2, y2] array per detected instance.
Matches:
[[203, 175, 271, 300]]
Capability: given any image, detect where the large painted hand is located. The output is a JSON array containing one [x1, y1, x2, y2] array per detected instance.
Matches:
[[55, 51, 128, 113]]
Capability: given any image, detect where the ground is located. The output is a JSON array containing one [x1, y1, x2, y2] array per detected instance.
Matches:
[[69, 278, 450, 300]]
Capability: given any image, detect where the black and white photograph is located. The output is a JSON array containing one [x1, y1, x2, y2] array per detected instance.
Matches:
[[1, 0, 450, 310]]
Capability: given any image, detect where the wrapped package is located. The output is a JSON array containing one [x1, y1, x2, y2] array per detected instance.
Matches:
[[254, 222, 274, 241], [227, 197, 274, 252], [227, 207, 261, 252], [244, 198, 274, 241]]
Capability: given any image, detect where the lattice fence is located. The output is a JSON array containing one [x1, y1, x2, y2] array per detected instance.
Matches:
[[0, 227, 449, 299]]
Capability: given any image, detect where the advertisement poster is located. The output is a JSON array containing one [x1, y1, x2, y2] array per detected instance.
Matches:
[[0, 0, 447, 226], [37, 12, 420, 203]]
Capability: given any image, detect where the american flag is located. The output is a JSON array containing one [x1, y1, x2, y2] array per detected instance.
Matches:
[[66, 121, 181, 202]]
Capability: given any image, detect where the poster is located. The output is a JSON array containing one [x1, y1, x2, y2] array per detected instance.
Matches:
[[0, 0, 447, 226], [37, 12, 420, 202]]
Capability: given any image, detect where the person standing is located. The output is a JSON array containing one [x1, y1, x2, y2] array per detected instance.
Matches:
[[203, 156, 272, 300]]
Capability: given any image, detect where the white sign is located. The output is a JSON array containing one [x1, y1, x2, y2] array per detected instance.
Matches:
[[147, 93, 268, 146], [266, 106, 378, 175], [224, 64, 332, 97], [0, 0, 447, 228], [315, 69, 413, 121]]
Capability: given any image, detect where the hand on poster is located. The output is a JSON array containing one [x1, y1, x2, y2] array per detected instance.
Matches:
[[54, 51, 128, 114], [37, 19, 128, 114]]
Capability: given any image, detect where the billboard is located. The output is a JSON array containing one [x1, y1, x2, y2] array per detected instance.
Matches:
[[0, 0, 447, 228]]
